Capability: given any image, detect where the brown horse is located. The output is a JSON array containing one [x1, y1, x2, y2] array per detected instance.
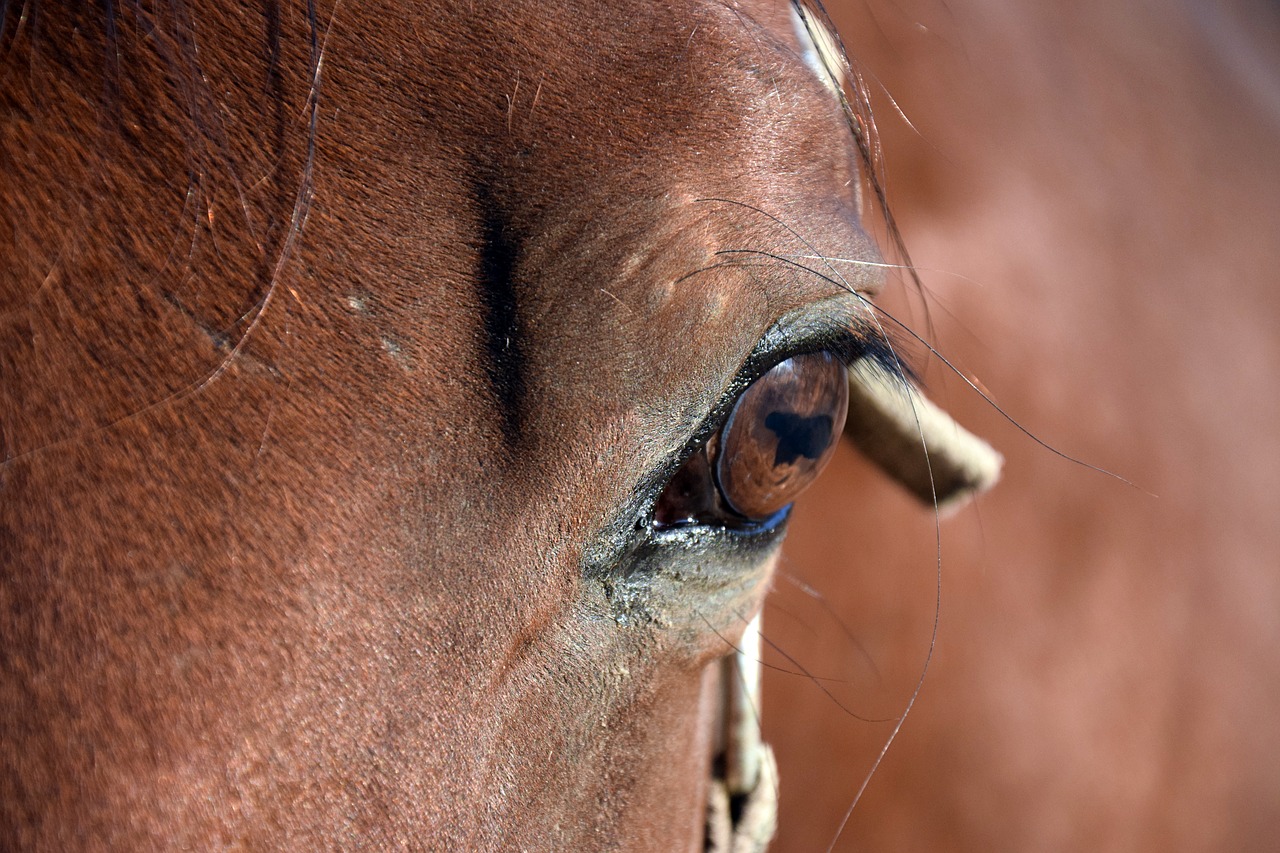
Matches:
[[1, 0, 996, 847], [770, 0, 1280, 849]]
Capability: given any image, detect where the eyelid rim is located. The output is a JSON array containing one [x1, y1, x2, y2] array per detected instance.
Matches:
[[686, 297, 900, 463], [581, 295, 899, 579]]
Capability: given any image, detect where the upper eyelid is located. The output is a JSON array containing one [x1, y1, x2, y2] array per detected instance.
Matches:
[[579, 303, 890, 573], [682, 308, 894, 462]]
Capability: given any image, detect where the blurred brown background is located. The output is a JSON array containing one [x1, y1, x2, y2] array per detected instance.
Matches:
[[766, 0, 1280, 849]]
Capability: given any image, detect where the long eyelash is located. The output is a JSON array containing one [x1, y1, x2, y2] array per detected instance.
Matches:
[[828, 325, 912, 381], [701, 232, 1134, 488]]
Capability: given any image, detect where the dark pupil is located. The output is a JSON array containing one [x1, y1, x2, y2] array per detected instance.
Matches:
[[652, 351, 849, 528], [764, 411, 835, 466], [714, 351, 849, 521]]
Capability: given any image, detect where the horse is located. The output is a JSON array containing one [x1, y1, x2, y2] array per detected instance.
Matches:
[[768, 0, 1280, 849], [1, 0, 997, 847]]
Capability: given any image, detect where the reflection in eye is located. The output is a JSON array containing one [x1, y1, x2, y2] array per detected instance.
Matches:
[[654, 352, 849, 528]]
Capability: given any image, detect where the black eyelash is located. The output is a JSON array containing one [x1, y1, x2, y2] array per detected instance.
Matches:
[[583, 317, 898, 575], [703, 321, 905, 442], [638, 325, 893, 520]]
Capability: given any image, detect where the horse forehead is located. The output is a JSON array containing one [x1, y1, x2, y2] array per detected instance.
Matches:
[[346, 1, 876, 442], [465, 4, 874, 366], [395, 0, 858, 194]]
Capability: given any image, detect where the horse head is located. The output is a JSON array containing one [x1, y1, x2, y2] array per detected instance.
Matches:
[[1, 1, 996, 847]]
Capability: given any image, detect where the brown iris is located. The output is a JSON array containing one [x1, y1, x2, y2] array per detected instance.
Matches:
[[654, 352, 849, 527]]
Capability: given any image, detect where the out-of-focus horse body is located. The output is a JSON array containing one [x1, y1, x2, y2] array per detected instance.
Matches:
[[771, 1, 1280, 849]]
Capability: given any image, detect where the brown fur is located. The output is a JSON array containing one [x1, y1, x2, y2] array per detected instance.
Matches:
[[1, 0, 895, 847]]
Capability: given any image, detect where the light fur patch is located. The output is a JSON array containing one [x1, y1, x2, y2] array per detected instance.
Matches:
[[790, 1, 847, 97]]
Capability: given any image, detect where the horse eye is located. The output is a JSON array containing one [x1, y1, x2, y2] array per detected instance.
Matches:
[[654, 352, 849, 527], [716, 352, 849, 519]]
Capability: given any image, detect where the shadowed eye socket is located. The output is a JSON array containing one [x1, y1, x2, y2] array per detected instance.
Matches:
[[654, 351, 849, 528]]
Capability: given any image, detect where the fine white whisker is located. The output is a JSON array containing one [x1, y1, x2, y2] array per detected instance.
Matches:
[[789, 253, 987, 288]]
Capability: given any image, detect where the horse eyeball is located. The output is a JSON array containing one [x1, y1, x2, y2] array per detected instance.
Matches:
[[714, 352, 849, 521]]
